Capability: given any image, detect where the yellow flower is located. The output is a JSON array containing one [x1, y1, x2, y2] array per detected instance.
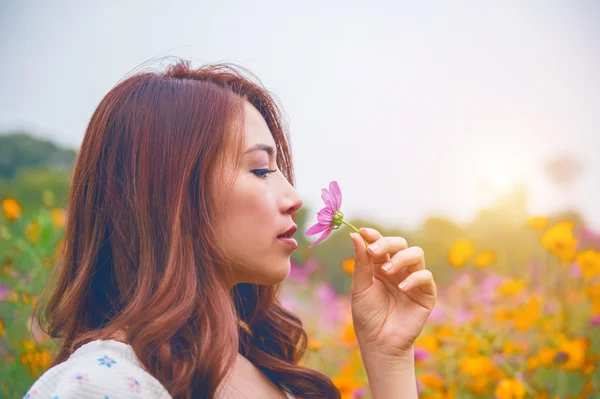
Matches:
[[1, 197, 22, 222], [0, 319, 5, 338], [51, 208, 65, 228], [459, 356, 498, 378], [474, 250, 496, 268], [555, 337, 589, 371], [494, 378, 526, 399], [513, 297, 541, 331], [494, 309, 514, 322], [342, 322, 357, 347], [502, 342, 524, 355], [24, 220, 41, 243], [538, 347, 557, 367], [341, 258, 354, 275], [540, 221, 578, 263], [308, 338, 322, 351], [576, 249, 600, 280], [415, 335, 439, 354], [526, 216, 549, 231], [447, 239, 475, 268], [42, 190, 55, 207], [586, 282, 600, 299], [436, 326, 455, 338], [526, 356, 540, 371], [419, 373, 445, 389], [331, 376, 360, 399], [497, 280, 526, 297]]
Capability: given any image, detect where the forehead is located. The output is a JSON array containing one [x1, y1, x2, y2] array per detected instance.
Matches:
[[243, 101, 276, 148]]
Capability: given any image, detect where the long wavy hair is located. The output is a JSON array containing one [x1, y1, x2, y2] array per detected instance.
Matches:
[[38, 59, 340, 399]]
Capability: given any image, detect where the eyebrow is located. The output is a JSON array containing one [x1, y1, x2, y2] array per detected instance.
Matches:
[[243, 143, 276, 157]]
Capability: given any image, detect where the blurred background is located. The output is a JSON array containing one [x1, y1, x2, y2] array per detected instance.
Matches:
[[1, 1, 599, 398]]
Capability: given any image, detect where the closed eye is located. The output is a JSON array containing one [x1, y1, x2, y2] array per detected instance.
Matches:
[[251, 168, 278, 179]]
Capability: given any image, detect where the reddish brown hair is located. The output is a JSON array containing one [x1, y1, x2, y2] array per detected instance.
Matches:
[[39, 60, 340, 398]]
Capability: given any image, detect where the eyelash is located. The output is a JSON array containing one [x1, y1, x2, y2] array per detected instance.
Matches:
[[251, 168, 278, 179]]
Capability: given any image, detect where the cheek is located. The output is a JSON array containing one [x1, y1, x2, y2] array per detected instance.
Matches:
[[229, 180, 276, 234]]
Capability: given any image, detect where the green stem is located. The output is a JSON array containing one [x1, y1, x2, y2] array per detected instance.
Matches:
[[341, 220, 369, 248]]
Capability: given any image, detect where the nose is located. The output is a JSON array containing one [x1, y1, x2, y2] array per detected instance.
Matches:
[[281, 183, 303, 216]]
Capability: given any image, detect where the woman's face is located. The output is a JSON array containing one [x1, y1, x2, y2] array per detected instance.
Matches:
[[215, 101, 303, 286]]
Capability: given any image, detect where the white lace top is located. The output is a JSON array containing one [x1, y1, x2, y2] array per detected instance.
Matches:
[[23, 339, 296, 398]]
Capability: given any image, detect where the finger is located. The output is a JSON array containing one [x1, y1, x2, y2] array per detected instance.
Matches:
[[366, 236, 409, 262], [381, 246, 425, 274], [359, 227, 382, 243], [398, 269, 437, 297], [350, 232, 373, 295]]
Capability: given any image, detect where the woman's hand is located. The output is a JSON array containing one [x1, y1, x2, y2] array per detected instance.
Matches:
[[349, 227, 437, 362]]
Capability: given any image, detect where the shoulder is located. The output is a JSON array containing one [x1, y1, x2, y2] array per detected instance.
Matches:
[[23, 340, 172, 399]]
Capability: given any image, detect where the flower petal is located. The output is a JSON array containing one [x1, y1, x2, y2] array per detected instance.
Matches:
[[308, 227, 333, 248], [321, 188, 336, 211], [317, 207, 334, 223], [329, 181, 342, 210], [306, 222, 331, 236]]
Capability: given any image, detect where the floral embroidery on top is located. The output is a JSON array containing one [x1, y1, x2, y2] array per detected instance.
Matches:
[[71, 372, 90, 385], [128, 377, 142, 393], [98, 355, 117, 368]]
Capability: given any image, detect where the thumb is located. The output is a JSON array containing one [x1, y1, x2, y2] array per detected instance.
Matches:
[[350, 232, 372, 294]]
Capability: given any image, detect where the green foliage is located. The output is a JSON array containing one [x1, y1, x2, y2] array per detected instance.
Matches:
[[0, 132, 76, 180]]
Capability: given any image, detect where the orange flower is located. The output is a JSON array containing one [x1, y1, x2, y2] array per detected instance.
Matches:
[[540, 220, 578, 263], [474, 250, 496, 268], [576, 249, 600, 280], [494, 378, 526, 399], [51, 208, 66, 228], [342, 322, 357, 346], [459, 356, 498, 378], [341, 258, 354, 275], [447, 239, 475, 268], [331, 376, 361, 399], [415, 335, 440, 354], [513, 297, 541, 331], [497, 280, 526, 297], [1, 197, 22, 222], [555, 337, 589, 371], [419, 373, 445, 389], [526, 216, 549, 231]]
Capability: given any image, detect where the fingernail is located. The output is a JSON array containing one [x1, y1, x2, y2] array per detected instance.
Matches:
[[382, 262, 392, 272], [399, 282, 408, 290], [368, 243, 379, 252]]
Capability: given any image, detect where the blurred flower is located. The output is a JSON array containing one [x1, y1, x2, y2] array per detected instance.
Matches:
[[331, 376, 361, 399], [526, 216, 549, 231], [494, 378, 526, 399], [24, 220, 41, 243], [1, 197, 22, 222], [415, 335, 439, 354], [308, 338, 322, 351], [342, 321, 357, 346], [51, 208, 65, 228], [555, 337, 589, 371], [42, 190, 55, 207], [447, 239, 475, 268], [575, 249, 600, 280], [497, 279, 526, 297], [414, 347, 430, 363], [0, 284, 7, 301], [540, 221, 578, 263], [352, 387, 367, 398], [459, 356, 499, 378], [513, 297, 541, 331], [419, 373, 445, 390], [288, 258, 319, 282], [428, 304, 447, 323], [474, 250, 496, 268], [341, 258, 354, 275]]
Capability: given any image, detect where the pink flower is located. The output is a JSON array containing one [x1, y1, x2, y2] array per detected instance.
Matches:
[[306, 181, 344, 247], [591, 314, 600, 326]]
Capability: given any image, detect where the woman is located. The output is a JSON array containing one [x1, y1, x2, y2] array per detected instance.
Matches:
[[25, 60, 436, 398]]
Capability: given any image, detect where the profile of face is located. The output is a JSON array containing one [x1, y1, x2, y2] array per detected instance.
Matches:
[[215, 101, 303, 287]]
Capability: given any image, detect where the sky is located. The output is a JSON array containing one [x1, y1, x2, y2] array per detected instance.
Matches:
[[1, 0, 599, 231]]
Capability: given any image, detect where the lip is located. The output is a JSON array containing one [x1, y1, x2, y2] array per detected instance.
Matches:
[[278, 225, 297, 238], [277, 237, 298, 249]]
